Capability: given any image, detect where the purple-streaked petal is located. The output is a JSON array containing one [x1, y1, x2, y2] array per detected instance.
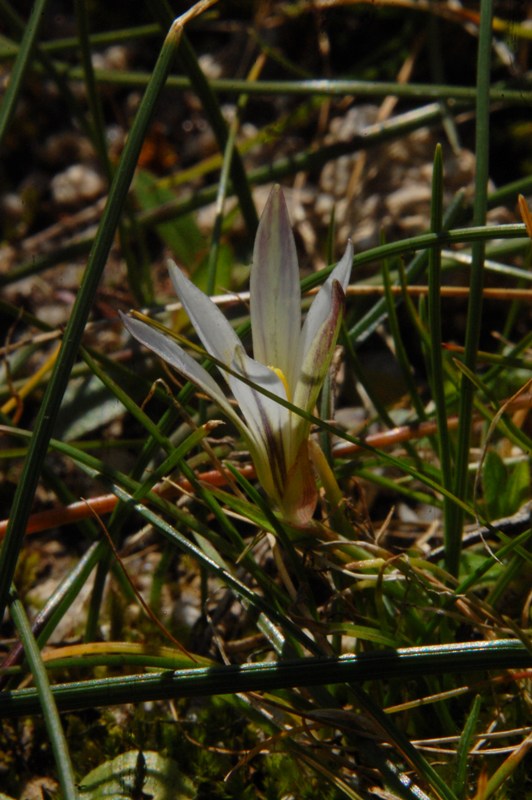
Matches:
[[292, 240, 352, 406], [279, 438, 318, 525], [168, 260, 240, 373], [250, 185, 301, 387], [297, 240, 352, 369], [293, 279, 346, 414], [120, 312, 241, 429]]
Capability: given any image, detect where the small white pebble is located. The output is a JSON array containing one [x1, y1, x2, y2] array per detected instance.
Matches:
[[1, 192, 24, 218], [198, 53, 223, 79], [50, 164, 105, 206]]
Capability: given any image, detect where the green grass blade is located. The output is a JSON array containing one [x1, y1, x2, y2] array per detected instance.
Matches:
[[0, 0, 98, 143], [148, 0, 258, 236], [447, 0, 494, 575], [0, 543, 103, 692], [381, 258, 426, 422], [481, 732, 532, 799], [452, 694, 481, 798], [80, 347, 175, 454], [0, 17, 188, 619], [73, 0, 110, 171], [9, 591, 78, 799], [348, 189, 466, 345], [347, 683, 459, 800], [1, 640, 529, 718], [428, 145, 455, 561], [45, 69, 532, 105], [0, 0, 49, 145]]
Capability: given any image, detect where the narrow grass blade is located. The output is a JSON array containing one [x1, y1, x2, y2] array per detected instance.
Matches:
[[73, 0, 153, 305], [447, 0, 494, 575], [50, 70, 532, 105], [1, 640, 528, 718], [381, 258, 426, 421], [481, 732, 532, 799], [428, 145, 455, 565], [453, 694, 482, 798], [0, 543, 103, 691], [348, 189, 466, 345], [9, 592, 78, 799], [0, 15, 192, 619], [0, 0, 49, 145], [205, 55, 264, 295], [148, 0, 258, 235]]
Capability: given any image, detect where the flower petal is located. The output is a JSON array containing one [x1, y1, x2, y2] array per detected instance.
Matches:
[[168, 260, 241, 374], [229, 347, 292, 499], [120, 312, 241, 430], [250, 185, 301, 388], [230, 348, 318, 522], [329, 238, 353, 293], [279, 438, 318, 525], [293, 241, 353, 412], [297, 240, 352, 370]]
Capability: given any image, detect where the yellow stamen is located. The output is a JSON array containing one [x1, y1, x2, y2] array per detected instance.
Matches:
[[268, 365, 290, 401]]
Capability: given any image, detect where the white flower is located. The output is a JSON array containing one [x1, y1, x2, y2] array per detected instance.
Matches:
[[121, 185, 352, 523]]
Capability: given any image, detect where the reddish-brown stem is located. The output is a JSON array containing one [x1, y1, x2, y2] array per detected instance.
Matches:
[[2, 393, 529, 538], [0, 464, 256, 540]]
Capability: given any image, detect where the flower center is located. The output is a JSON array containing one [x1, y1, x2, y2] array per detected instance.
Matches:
[[268, 366, 290, 401]]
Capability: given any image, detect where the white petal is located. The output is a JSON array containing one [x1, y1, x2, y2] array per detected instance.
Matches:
[[329, 238, 353, 293], [250, 185, 301, 386], [229, 347, 287, 439], [229, 347, 293, 495], [168, 261, 241, 373], [120, 312, 242, 429]]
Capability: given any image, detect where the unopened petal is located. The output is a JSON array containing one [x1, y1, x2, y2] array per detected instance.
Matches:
[[297, 240, 352, 372], [293, 277, 346, 414], [329, 239, 353, 293], [168, 260, 240, 374], [250, 185, 301, 387]]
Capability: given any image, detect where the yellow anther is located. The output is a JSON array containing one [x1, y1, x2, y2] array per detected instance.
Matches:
[[268, 366, 290, 401]]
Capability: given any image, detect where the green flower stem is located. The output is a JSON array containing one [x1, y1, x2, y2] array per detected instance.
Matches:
[[0, 17, 187, 620], [1, 640, 529, 719], [9, 591, 78, 799]]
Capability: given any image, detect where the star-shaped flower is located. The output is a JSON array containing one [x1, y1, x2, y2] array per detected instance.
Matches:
[[121, 185, 352, 523]]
